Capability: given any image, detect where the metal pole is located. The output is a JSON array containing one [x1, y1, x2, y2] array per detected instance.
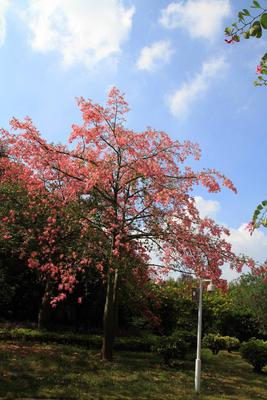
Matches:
[[195, 279, 203, 394]]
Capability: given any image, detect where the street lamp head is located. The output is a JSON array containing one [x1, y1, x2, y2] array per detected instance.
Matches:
[[206, 282, 216, 293]]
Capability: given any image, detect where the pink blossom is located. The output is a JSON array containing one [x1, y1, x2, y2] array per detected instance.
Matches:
[[256, 64, 263, 74]]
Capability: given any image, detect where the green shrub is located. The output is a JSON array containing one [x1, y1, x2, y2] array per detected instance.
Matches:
[[240, 339, 267, 373], [202, 333, 228, 355], [153, 330, 196, 365], [224, 336, 240, 352]]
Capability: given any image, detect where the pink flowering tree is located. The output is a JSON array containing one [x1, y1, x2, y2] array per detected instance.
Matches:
[[0, 88, 257, 360], [225, 1, 267, 86], [0, 148, 107, 327]]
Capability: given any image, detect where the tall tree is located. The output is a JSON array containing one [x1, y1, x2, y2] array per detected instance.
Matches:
[[0, 88, 257, 360]]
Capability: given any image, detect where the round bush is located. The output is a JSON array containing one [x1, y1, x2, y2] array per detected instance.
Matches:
[[224, 336, 240, 352], [240, 339, 267, 373], [202, 333, 226, 355], [153, 330, 196, 365]]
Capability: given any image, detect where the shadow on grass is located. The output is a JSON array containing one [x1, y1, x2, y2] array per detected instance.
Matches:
[[201, 350, 267, 399], [0, 343, 267, 400]]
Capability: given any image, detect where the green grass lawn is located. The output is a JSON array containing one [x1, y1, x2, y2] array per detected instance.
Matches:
[[0, 341, 266, 400]]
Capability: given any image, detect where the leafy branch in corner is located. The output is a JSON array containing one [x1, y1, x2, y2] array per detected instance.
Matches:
[[225, 0, 267, 86]]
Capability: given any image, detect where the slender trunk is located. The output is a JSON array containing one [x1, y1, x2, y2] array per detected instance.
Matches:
[[38, 280, 52, 329], [101, 268, 119, 361]]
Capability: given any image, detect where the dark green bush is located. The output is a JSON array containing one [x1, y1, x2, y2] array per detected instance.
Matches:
[[202, 333, 237, 355], [240, 339, 267, 373], [153, 330, 196, 365]]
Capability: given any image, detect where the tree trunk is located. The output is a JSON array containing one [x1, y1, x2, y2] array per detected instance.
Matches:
[[38, 280, 52, 329], [101, 268, 119, 361]]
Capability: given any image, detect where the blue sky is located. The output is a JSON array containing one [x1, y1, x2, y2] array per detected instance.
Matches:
[[1, 0, 267, 279]]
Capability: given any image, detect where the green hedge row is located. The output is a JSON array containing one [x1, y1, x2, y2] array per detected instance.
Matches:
[[0, 328, 158, 352]]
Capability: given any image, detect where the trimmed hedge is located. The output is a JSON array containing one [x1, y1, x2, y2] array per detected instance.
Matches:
[[240, 338, 267, 373], [0, 328, 158, 352], [152, 330, 196, 365], [202, 334, 240, 355]]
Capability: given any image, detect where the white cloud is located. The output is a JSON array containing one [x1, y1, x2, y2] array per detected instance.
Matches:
[[167, 56, 228, 118], [223, 224, 267, 281], [24, 0, 135, 69], [228, 224, 267, 264], [0, 0, 10, 46], [195, 196, 267, 281], [136, 40, 174, 71], [194, 196, 220, 219], [159, 0, 231, 41]]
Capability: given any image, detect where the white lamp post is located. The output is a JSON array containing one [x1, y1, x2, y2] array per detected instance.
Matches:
[[195, 279, 216, 394]]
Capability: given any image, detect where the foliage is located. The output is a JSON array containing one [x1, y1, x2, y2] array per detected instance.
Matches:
[[229, 274, 267, 335], [150, 278, 197, 335], [217, 311, 261, 342], [152, 330, 196, 365], [202, 334, 240, 355], [252, 200, 267, 229], [240, 338, 267, 372], [225, 336, 241, 352], [0, 255, 42, 322], [203, 333, 226, 355], [202, 289, 234, 333], [225, 0, 267, 86]]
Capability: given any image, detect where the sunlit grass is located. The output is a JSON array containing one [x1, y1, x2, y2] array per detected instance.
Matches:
[[0, 341, 266, 399]]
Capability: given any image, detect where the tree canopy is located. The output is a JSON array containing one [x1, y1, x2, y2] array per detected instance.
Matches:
[[0, 87, 260, 359]]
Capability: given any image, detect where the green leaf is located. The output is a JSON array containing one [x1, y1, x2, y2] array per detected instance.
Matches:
[[250, 21, 262, 37], [232, 22, 238, 28], [238, 11, 245, 21], [225, 26, 233, 35], [262, 53, 267, 61], [243, 31, 250, 39], [261, 200, 267, 206], [260, 13, 267, 28], [252, 0, 262, 8], [243, 8, 251, 16]]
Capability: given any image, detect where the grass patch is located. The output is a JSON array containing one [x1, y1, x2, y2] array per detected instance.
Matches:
[[0, 328, 158, 352], [0, 342, 267, 399]]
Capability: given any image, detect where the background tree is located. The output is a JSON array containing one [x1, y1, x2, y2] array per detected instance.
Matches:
[[229, 273, 267, 336]]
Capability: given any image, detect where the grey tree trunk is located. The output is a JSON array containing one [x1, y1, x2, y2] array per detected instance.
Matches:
[[101, 268, 119, 361], [38, 280, 52, 329]]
